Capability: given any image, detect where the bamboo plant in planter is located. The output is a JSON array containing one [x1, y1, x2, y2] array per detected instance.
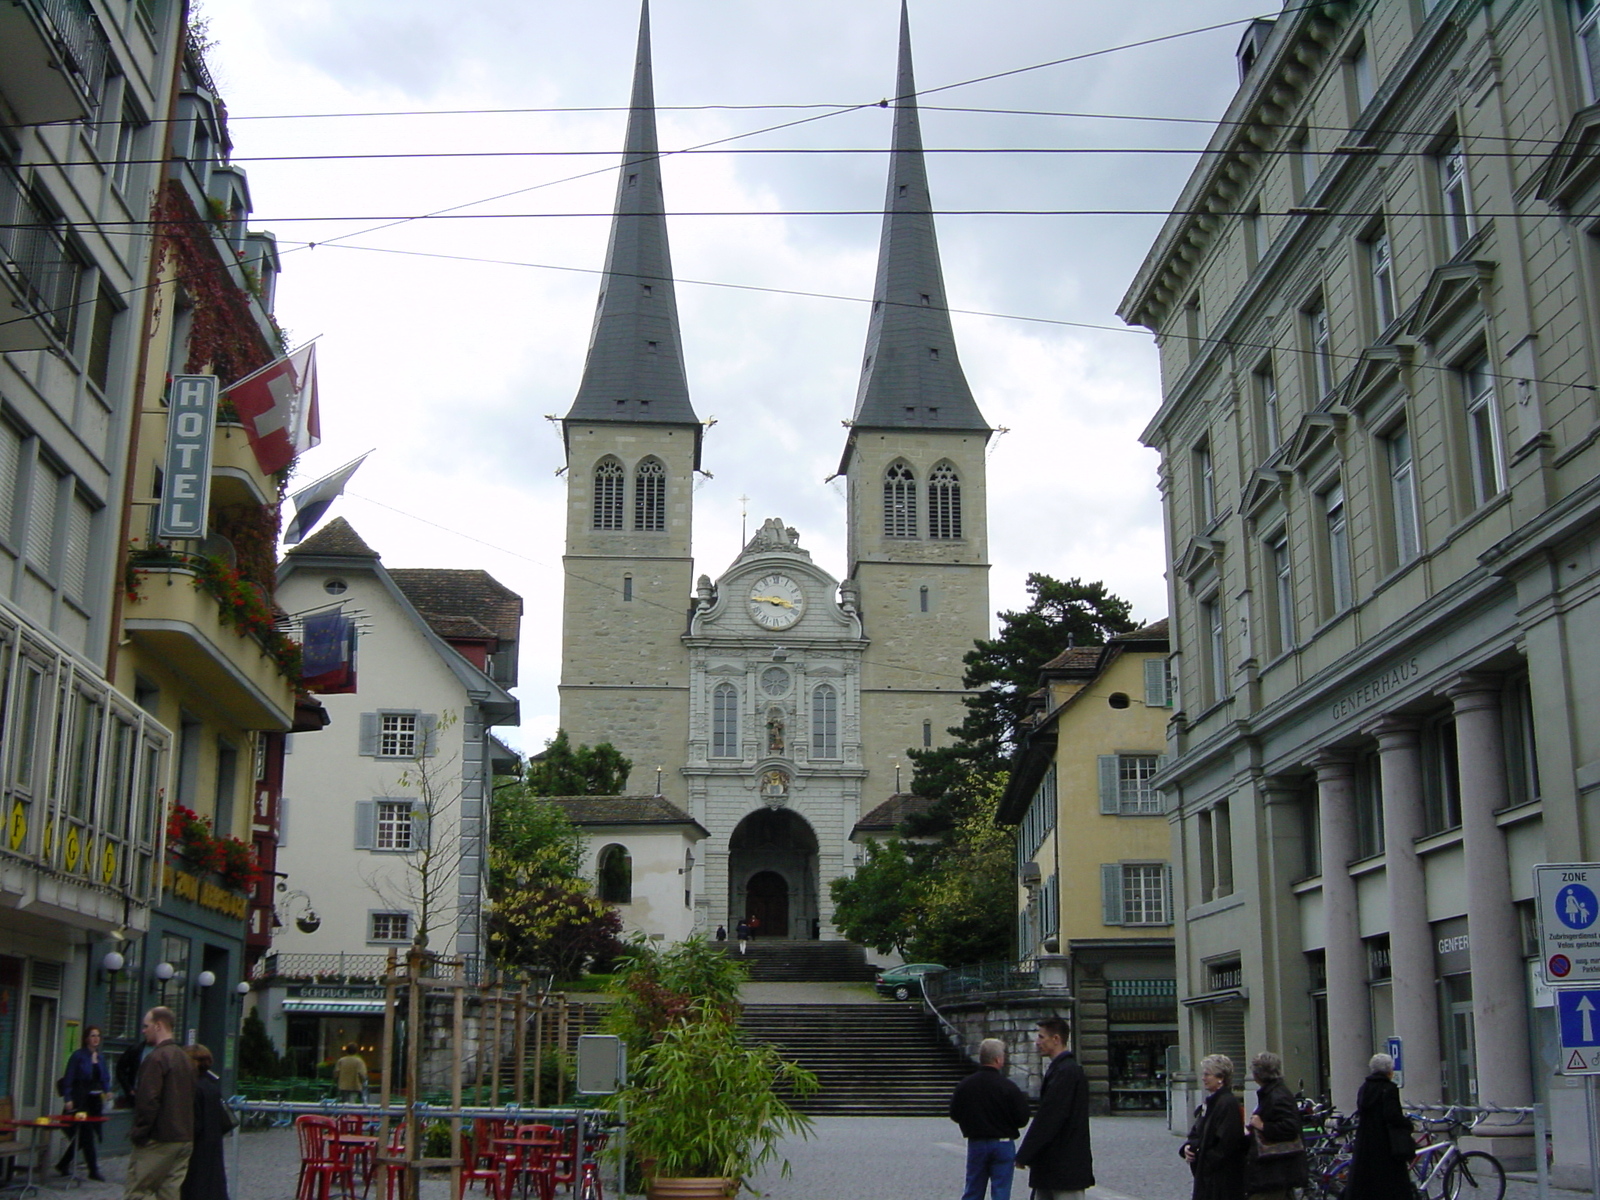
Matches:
[[616, 999, 817, 1199], [602, 936, 817, 1198]]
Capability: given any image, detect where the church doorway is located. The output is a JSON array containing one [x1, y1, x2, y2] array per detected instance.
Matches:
[[727, 807, 818, 939], [745, 871, 788, 937]]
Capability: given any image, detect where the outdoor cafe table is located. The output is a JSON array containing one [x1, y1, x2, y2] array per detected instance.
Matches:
[[0, 1115, 107, 1195], [489, 1133, 562, 1200], [330, 1131, 379, 1194]]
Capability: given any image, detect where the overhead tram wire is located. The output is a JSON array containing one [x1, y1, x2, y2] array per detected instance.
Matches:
[[341, 490, 976, 691]]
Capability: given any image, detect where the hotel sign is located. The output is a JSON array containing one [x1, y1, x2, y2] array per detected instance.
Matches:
[[157, 375, 218, 539], [1329, 656, 1421, 721]]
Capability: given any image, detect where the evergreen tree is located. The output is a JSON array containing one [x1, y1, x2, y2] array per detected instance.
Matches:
[[238, 1007, 282, 1078], [523, 730, 632, 796]]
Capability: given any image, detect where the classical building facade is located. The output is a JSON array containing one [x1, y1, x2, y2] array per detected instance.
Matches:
[[556, 4, 990, 938], [1000, 622, 1177, 1115], [1120, 0, 1600, 1169]]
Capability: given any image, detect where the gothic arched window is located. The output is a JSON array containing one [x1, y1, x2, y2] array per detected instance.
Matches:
[[712, 683, 739, 758], [634, 457, 666, 531], [811, 684, 839, 759], [598, 844, 632, 903], [884, 461, 918, 538], [929, 461, 962, 539], [593, 457, 624, 530]]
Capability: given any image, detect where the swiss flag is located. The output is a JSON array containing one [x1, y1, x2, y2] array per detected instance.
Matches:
[[224, 343, 320, 474]]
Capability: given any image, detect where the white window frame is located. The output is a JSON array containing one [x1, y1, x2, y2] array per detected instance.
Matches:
[[379, 712, 418, 759], [1462, 357, 1506, 507], [1369, 228, 1396, 330], [1439, 139, 1472, 255], [1324, 482, 1353, 612], [368, 911, 412, 944], [1271, 533, 1295, 656], [1308, 300, 1333, 399], [1257, 362, 1280, 453], [1113, 754, 1162, 815], [1201, 595, 1226, 705], [375, 799, 415, 852], [1387, 422, 1421, 563], [1195, 441, 1216, 527], [1102, 862, 1172, 927]]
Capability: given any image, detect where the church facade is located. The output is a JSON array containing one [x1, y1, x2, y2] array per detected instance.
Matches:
[[556, 2, 991, 939]]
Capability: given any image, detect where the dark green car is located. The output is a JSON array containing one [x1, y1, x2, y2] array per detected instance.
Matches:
[[874, 962, 946, 1001]]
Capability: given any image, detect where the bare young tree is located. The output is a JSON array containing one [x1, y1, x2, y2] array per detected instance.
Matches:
[[361, 711, 477, 952]]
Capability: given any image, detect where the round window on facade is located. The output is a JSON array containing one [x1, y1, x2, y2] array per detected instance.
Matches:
[[1107, 692, 1131, 709], [324, 578, 348, 595]]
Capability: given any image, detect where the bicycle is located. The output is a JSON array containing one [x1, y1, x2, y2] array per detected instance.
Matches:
[[1406, 1107, 1506, 1200]]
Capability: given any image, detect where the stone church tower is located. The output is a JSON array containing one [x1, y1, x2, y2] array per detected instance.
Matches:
[[558, 1, 989, 935]]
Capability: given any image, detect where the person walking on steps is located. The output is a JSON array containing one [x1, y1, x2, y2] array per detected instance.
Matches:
[[56, 1025, 112, 1180], [949, 1037, 1030, 1200], [736, 919, 750, 954]]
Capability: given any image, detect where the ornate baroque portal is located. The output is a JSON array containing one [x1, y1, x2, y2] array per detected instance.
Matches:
[[684, 519, 867, 936]]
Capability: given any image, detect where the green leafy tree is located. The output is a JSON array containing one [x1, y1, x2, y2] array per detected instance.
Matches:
[[602, 935, 747, 1057], [829, 839, 921, 956], [524, 730, 632, 796], [486, 879, 625, 981], [488, 785, 586, 890], [906, 775, 1014, 964]]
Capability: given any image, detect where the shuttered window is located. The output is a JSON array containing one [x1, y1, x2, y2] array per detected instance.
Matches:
[[61, 491, 93, 600], [0, 418, 20, 544], [27, 461, 60, 574]]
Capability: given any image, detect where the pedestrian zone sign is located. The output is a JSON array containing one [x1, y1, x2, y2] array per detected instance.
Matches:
[[1556, 988, 1600, 1075], [1534, 864, 1600, 984]]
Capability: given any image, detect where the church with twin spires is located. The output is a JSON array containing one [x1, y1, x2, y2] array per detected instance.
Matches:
[[557, 2, 992, 940]]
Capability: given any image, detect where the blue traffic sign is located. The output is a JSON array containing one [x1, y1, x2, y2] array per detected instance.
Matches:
[[1558, 989, 1600, 1047], [1557, 883, 1600, 930]]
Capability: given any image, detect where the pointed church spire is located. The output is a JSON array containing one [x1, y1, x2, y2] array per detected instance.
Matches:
[[565, 0, 700, 444], [842, 2, 988, 470]]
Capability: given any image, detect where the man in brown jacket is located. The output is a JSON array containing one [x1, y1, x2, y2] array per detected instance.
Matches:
[[125, 1007, 195, 1200]]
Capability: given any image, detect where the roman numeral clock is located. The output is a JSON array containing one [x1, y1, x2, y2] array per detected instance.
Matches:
[[747, 574, 805, 630]]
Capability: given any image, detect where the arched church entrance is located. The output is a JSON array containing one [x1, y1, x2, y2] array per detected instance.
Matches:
[[727, 808, 818, 939]]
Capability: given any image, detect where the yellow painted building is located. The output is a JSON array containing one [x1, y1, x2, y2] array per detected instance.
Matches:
[[999, 620, 1176, 1115]]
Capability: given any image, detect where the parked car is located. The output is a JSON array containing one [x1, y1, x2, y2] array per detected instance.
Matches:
[[874, 963, 946, 1001]]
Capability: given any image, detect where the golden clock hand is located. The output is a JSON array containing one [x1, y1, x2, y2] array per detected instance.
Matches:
[[750, 596, 795, 608]]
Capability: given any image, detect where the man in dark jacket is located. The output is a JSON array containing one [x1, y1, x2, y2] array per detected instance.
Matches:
[[1015, 1016, 1094, 1199], [949, 1037, 1031, 1200], [125, 1007, 196, 1200]]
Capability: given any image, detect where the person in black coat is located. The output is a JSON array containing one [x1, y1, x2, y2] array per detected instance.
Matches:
[[949, 1038, 1031, 1200], [55, 1025, 113, 1180], [1015, 1017, 1094, 1198], [1181, 1053, 1247, 1200], [1243, 1051, 1306, 1200], [1345, 1053, 1414, 1200], [180, 1044, 234, 1200]]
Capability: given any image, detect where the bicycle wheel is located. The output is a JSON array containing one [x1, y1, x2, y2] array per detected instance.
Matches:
[[1444, 1150, 1505, 1200]]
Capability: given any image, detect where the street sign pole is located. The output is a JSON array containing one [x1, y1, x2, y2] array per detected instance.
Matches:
[[1589, 1076, 1600, 1200]]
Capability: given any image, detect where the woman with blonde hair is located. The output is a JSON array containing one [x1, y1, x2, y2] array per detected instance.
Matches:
[[1179, 1053, 1247, 1200]]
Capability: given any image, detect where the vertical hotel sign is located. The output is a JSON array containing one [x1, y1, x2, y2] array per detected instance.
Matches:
[[157, 375, 218, 538]]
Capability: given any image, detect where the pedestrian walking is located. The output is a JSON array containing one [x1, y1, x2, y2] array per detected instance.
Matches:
[[1014, 1016, 1094, 1199], [180, 1045, 233, 1200], [333, 1044, 367, 1103], [1244, 1051, 1305, 1200], [125, 1006, 197, 1200], [56, 1025, 112, 1180], [736, 919, 750, 954], [747, 913, 761, 939], [948, 1037, 1030, 1200], [1345, 1053, 1414, 1200], [715, 925, 727, 942], [1180, 1053, 1246, 1200]]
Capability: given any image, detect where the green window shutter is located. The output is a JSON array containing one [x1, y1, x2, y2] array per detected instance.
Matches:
[[420, 713, 440, 757], [1162, 863, 1174, 924], [358, 713, 379, 757], [1098, 755, 1121, 814], [1144, 657, 1169, 707], [1101, 863, 1124, 925], [353, 800, 375, 850]]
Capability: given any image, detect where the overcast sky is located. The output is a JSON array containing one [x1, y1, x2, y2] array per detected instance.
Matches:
[[198, 0, 1271, 754]]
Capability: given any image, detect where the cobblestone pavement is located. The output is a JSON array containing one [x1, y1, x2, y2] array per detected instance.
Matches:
[[22, 1117, 1594, 1198]]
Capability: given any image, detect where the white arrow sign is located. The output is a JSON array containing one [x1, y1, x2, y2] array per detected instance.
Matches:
[[1582, 996, 1596, 1043]]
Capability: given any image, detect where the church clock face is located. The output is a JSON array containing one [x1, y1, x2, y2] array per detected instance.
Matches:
[[747, 574, 804, 629]]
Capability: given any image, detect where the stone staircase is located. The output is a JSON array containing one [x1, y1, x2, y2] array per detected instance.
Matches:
[[719, 938, 880, 982], [739, 1002, 974, 1115]]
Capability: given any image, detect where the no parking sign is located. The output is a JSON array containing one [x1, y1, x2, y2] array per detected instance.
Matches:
[[1535, 864, 1600, 984]]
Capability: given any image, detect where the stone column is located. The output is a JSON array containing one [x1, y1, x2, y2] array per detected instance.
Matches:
[[1447, 676, 1534, 1109], [1369, 717, 1442, 1104], [1313, 753, 1368, 1113]]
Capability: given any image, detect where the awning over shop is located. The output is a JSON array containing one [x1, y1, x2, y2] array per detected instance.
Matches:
[[281, 998, 385, 1014]]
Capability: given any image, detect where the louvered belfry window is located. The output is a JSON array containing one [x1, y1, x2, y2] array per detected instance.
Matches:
[[928, 461, 961, 538], [883, 461, 917, 538], [593, 458, 624, 530], [634, 457, 665, 531]]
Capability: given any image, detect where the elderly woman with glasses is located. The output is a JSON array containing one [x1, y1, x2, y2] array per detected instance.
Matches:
[[1180, 1053, 1247, 1200]]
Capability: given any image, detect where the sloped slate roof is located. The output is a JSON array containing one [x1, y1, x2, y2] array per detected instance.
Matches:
[[1116, 618, 1169, 641], [285, 517, 380, 560], [388, 569, 522, 642], [547, 795, 708, 836], [1039, 645, 1104, 674], [853, 792, 934, 835]]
